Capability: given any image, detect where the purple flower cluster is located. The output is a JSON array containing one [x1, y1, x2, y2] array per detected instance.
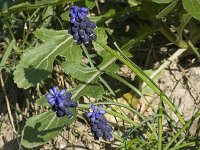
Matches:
[[86, 104, 113, 141], [46, 86, 77, 117], [68, 6, 97, 45]]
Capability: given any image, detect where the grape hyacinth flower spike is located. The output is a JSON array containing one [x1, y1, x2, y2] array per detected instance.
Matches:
[[68, 5, 97, 45], [46, 86, 77, 118], [86, 104, 113, 141]]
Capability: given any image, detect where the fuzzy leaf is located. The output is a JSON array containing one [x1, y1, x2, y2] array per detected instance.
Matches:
[[69, 55, 118, 99], [62, 61, 104, 99], [93, 27, 119, 73], [62, 61, 98, 81], [21, 110, 77, 148], [71, 83, 104, 99], [182, 0, 200, 21], [14, 29, 82, 89], [34, 28, 67, 42]]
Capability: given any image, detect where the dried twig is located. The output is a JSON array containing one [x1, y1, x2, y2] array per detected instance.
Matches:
[[0, 74, 17, 134]]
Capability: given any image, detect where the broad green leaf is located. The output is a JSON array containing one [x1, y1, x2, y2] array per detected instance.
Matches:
[[61, 11, 70, 21], [36, 96, 50, 107], [71, 83, 104, 99], [62, 61, 104, 99], [69, 55, 118, 99], [85, 0, 95, 9], [14, 29, 82, 89], [182, 0, 200, 21], [97, 50, 118, 74], [156, 0, 178, 19], [93, 27, 108, 55], [95, 27, 107, 44], [61, 61, 98, 81], [152, 0, 173, 3], [34, 28, 67, 42], [0, 0, 80, 15], [62, 28, 117, 99], [92, 28, 107, 57], [21, 110, 77, 148], [93, 27, 119, 73]]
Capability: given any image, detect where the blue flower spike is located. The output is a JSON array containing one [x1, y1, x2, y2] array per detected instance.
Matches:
[[86, 104, 114, 141], [68, 5, 97, 45], [46, 86, 78, 118], [46, 86, 66, 106]]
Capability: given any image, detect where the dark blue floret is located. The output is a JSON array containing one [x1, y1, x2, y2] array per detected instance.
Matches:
[[46, 86, 77, 118], [68, 5, 97, 45], [86, 105, 114, 141]]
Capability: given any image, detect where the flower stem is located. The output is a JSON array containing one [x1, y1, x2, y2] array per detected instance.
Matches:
[[95, 40, 186, 125]]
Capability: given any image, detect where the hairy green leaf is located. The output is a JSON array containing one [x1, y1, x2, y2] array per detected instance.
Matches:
[[21, 110, 76, 148], [34, 28, 67, 42], [93, 27, 119, 73], [62, 60, 104, 99], [14, 29, 82, 89], [182, 0, 200, 21], [61, 27, 118, 99], [71, 83, 104, 99], [62, 61, 98, 81]]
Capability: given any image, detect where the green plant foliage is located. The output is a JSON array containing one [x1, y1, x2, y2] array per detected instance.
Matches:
[[13, 29, 82, 89], [0, 0, 80, 15], [62, 60, 105, 99], [141, 69, 163, 96], [61, 11, 70, 21], [156, 0, 178, 19], [93, 28, 119, 73], [0, 0, 13, 11], [1, 0, 200, 149], [71, 82, 104, 99], [21, 110, 77, 148], [182, 0, 200, 21], [61, 27, 119, 99], [62, 62, 98, 81], [36, 96, 50, 107], [152, 0, 173, 4], [90, 9, 116, 23], [85, 0, 95, 9]]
